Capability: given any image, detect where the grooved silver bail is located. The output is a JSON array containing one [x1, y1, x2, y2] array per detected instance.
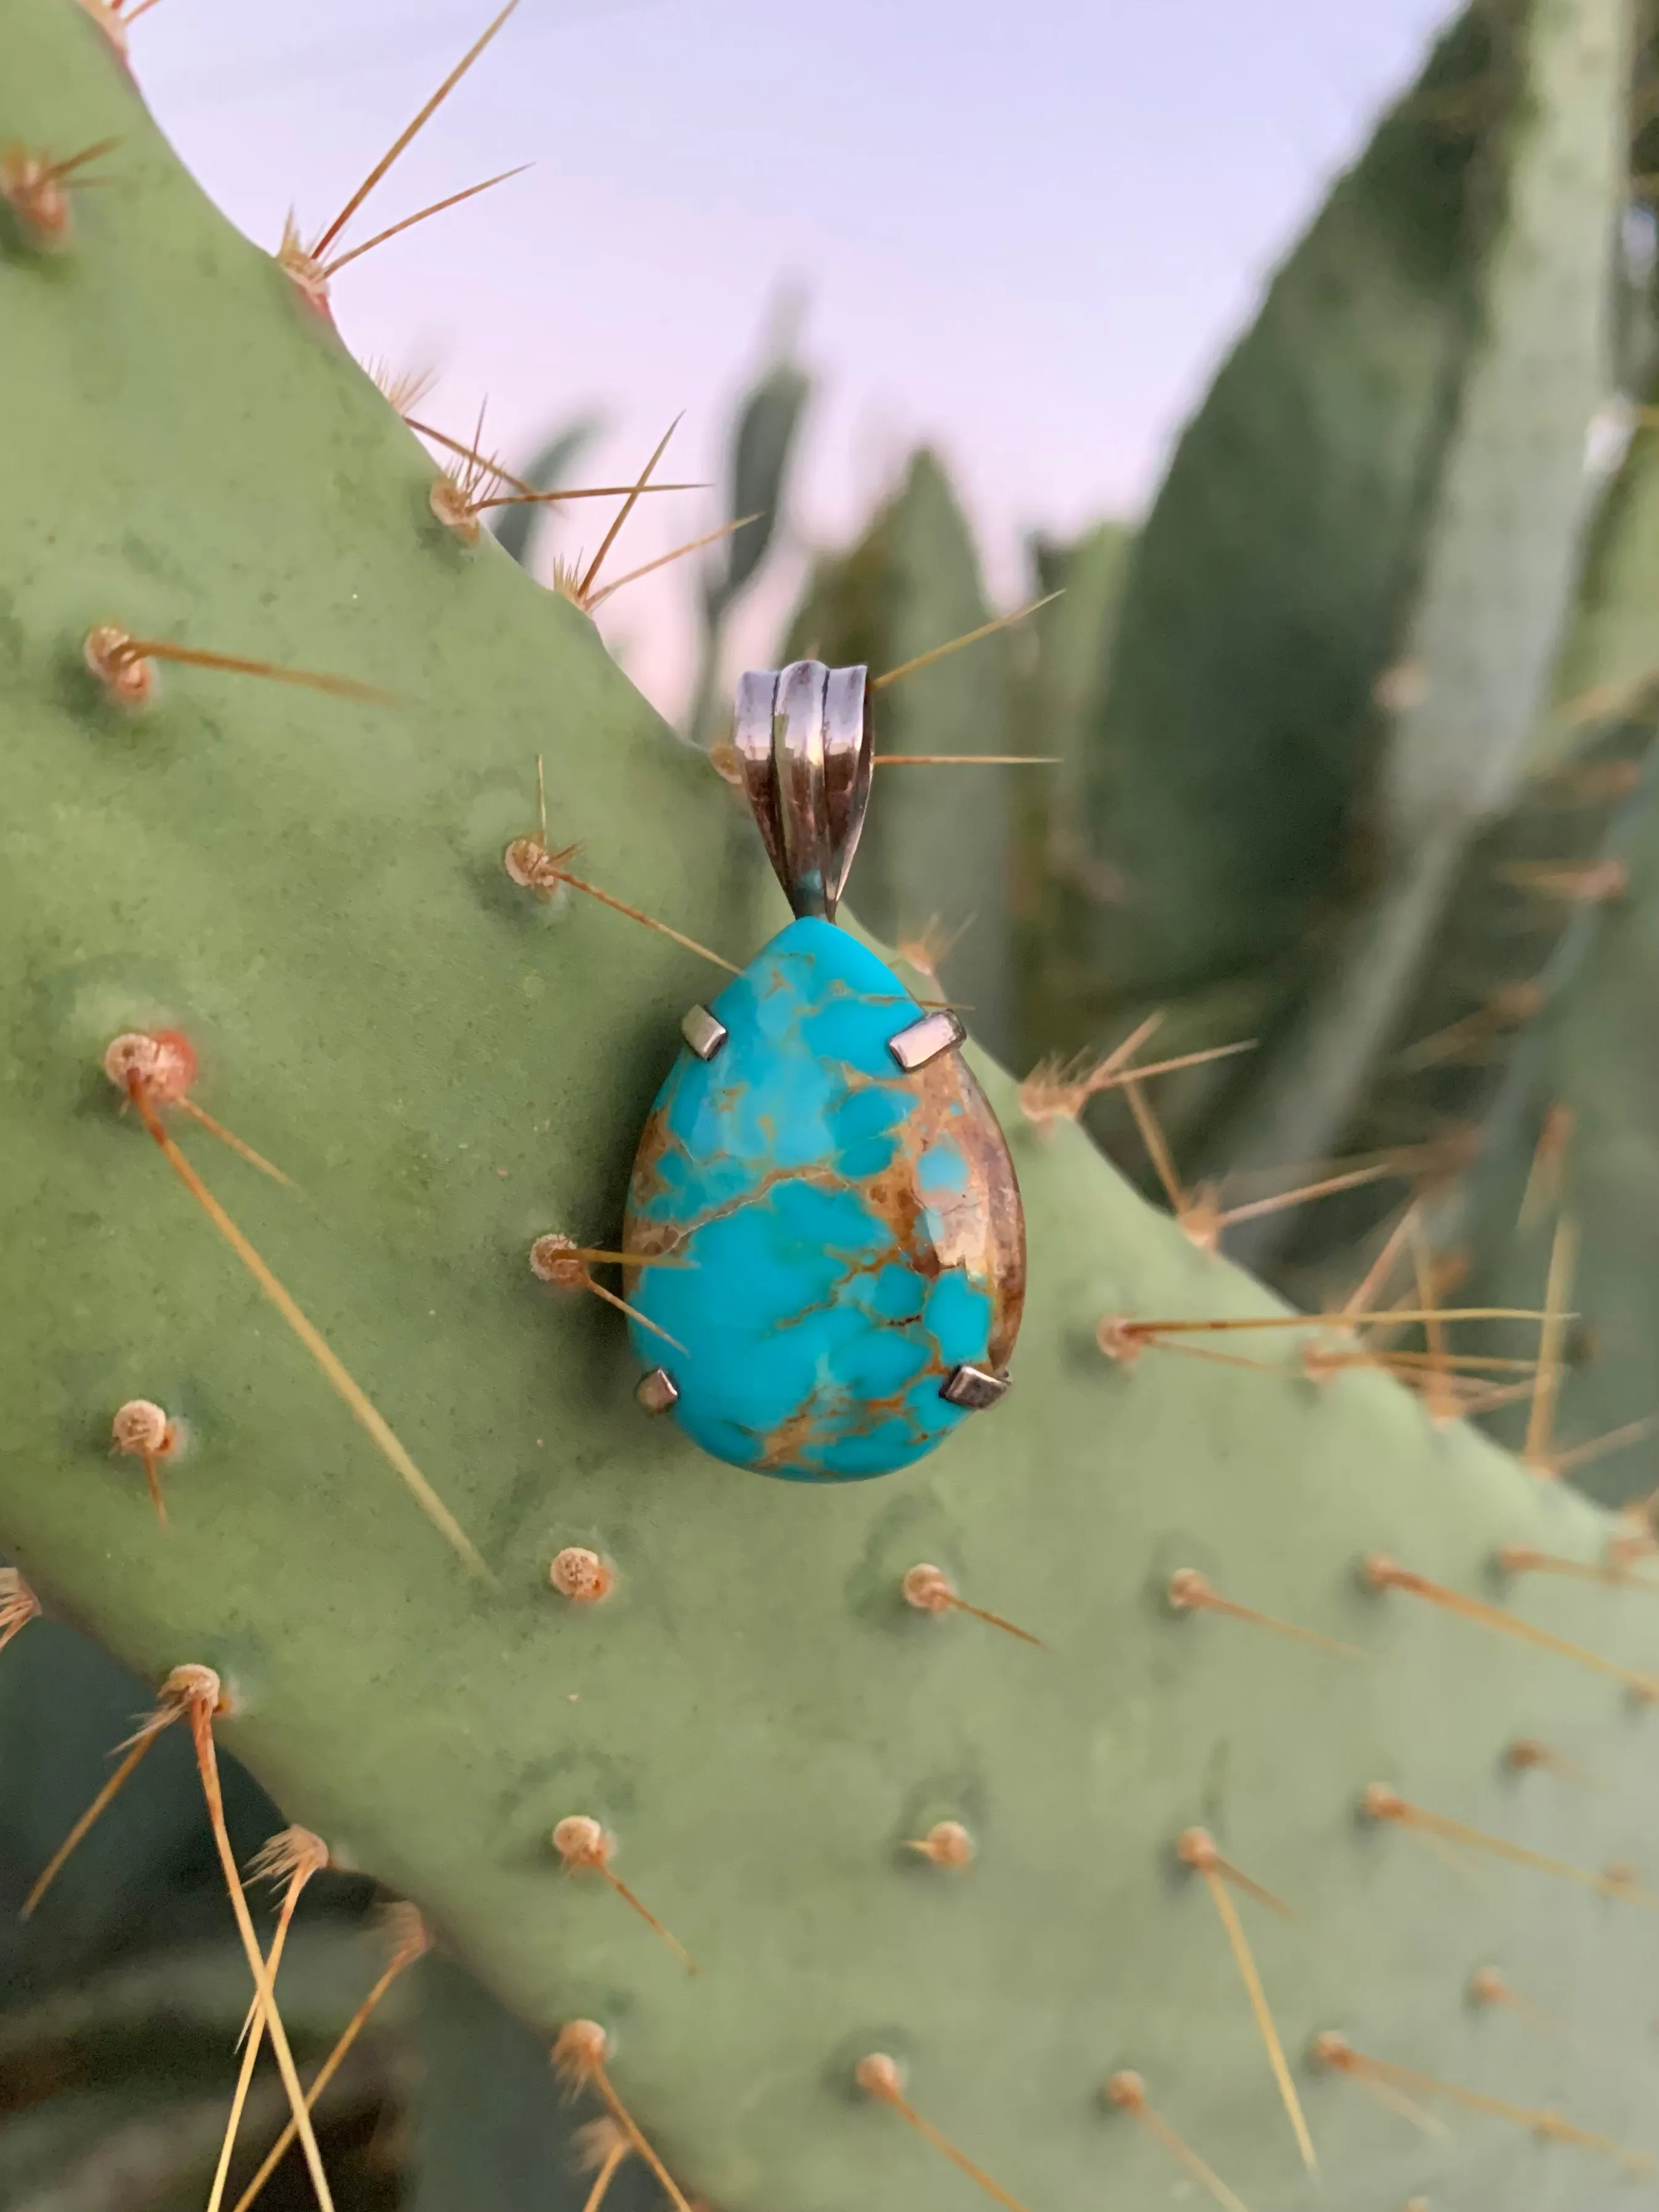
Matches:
[[733, 661, 872, 922]]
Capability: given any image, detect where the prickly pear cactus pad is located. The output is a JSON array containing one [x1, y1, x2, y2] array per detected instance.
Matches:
[[6, 4, 1659, 2210]]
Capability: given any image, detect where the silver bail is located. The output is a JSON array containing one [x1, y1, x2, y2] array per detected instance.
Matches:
[[733, 661, 872, 922]]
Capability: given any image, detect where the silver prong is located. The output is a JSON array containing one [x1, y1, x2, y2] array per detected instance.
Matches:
[[636, 1367, 680, 1416], [888, 1007, 965, 1072], [680, 1004, 729, 1060], [941, 1363, 1009, 1411]]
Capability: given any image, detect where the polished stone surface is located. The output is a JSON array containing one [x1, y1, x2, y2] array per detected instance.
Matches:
[[623, 918, 1025, 1480]]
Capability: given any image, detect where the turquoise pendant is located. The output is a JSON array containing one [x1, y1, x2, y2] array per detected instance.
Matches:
[[621, 660, 1025, 1482], [624, 916, 1025, 1479]]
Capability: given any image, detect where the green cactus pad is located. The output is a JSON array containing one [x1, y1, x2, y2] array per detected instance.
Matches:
[[5, 4, 1659, 2208]]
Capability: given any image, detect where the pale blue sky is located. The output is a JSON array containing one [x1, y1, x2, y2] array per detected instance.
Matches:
[[138, 0, 1453, 707]]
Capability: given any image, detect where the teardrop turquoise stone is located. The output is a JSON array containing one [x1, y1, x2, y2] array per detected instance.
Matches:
[[623, 918, 1025, 1480]]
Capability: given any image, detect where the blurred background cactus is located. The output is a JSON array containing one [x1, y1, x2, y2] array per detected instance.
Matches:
[[14, 0, 1659, 2208], [488, 416, 603, 571], [681, 292, 813, 753], [730, 0, 1659, 1504]]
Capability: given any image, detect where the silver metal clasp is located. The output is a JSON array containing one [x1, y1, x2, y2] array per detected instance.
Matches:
[[733, 661, 872, 922]]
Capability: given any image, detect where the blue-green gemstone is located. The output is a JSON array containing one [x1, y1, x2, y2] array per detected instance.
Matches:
[[623, 918, 1025, 1481]]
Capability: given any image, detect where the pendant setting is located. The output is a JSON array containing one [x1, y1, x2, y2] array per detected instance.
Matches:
[[622, 661, 1026, 1481]]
